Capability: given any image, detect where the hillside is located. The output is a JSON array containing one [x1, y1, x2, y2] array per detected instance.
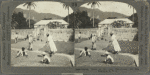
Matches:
[[13, 8, 64, 22], [78, 7, 128, 21]]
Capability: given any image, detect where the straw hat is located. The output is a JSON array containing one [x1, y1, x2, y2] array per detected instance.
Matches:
[[42, 52, 47, 55], [105, 51, 109, 55]]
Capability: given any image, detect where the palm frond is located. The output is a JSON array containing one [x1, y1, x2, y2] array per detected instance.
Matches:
[[87, 1, 101, 7], [23, 2, 36, 9], [62, 3, 69, 10], [23, 3, 28, 7], [87, 2, 91, 5]]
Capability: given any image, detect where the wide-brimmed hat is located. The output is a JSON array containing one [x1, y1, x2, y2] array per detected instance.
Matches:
[[42, 52, 47, 56], [105, 51, 109, 54]]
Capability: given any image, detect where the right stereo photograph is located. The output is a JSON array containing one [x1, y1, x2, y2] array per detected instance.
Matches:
[[74, 1, 139, 67]]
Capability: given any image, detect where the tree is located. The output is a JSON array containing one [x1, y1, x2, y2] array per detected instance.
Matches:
[[11, 20, 18, 29], [62, 3, 70, 25], [11, 12, 28, 29], [87, 1, 101, 27], [26, 19, 36, 29], [23, 2, 36, 28], [63, 10, 100, 28], [128, 4, 135, 22], [128, 13, 138, 28], [11, 12, 18, 29]]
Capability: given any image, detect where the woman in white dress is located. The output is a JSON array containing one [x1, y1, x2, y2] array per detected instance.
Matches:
[[110, 33, 121, 54], [47, 34, 57, 54]]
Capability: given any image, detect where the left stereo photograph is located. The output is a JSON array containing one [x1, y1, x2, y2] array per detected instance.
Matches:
[[11, 1, 75, 67]]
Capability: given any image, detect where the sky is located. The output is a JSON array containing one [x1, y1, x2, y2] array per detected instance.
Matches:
[[81, 1, 137, 16], [16, 1, 136, 17], [16, 1, 74, 17]]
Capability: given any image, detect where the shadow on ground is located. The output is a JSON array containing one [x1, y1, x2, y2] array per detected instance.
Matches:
[[11, 50, 72, 67], [75, 49, 136, 67]]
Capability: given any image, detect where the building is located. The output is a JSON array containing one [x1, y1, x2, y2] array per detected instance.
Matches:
[[98, 18, 134, 28], [98, 18, 134, 36], [34, 19, 69, 29]]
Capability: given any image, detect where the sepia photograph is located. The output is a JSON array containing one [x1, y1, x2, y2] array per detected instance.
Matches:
[[75, 1, 139, 67], [11, 1, 75, 67], [0, 0, 150, 74]]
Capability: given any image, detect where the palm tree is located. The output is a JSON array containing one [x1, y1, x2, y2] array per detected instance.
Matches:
[[23, 2, 36, 28], [128, 4, 135, 22], [62, 3, 70, 25], [87, 1, 101, 27]]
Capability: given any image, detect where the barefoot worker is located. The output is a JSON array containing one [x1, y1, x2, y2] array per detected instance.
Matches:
[[78, 32, 81, 43], [28, 34, 33, 50], [41, 52, 51, 64], [47, 34, 57, 54], [92, 34, 97, 50], [15, 32, 18, 43], [79, 47, 91, 58], [110, 33, 121, 54], [16, 47, 28, 58]]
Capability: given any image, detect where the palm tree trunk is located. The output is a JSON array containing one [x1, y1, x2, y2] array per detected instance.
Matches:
[[133, 8, 134, 22], [29, 7, 31, 28], [92, 6, 94, 28], [68, 7, 69, 26]]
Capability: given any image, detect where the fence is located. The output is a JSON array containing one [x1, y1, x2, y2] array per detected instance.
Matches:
[[11, 29, 74, 42], [11, 29, 34, 39], [75, 28, 138, 41], [11, 28, 138, 41]]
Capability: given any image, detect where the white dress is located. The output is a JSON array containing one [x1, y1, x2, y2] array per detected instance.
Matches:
[[48, 35, 57, 52], [111, 35, 121, 52], [29, 36, 33, 43]]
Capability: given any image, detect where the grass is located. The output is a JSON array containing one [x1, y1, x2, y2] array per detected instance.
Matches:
[[75, 38, 139, 55], [11, 38, 74, 66], [75, 49, 136, 67], [11, 39, 74, 55], [75, 37, 138, 67], [39, 41, 74, 55], [11, 50, 72, 67]]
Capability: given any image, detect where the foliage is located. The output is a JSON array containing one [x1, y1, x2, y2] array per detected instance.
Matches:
[[23, 2, 36, 9], [26, 19, 36, 29], [11, 12, 28, 29], [87, 1, 101, 8], [23, 2, 36, 28], [111, 20, 131, 28], [63, 11, 100, 28], [128, 13, 138, 28], [47, 22, 57, 29]]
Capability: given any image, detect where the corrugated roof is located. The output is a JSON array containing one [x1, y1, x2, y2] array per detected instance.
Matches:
[[34, 19, 68, 26], [98, 18, 134, 25]]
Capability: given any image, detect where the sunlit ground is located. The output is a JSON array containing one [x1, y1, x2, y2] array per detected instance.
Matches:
[[11, 39, 74, 67], [75, 37, 138, 67]]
